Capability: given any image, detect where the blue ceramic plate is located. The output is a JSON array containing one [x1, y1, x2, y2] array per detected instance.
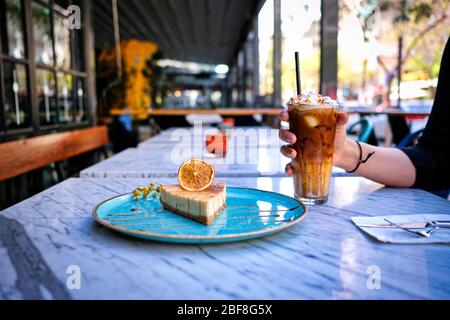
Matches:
[[93, 187, 307, 244]]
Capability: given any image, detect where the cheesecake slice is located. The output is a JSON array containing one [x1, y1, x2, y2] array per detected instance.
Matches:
[[160, 183, 226, 225]]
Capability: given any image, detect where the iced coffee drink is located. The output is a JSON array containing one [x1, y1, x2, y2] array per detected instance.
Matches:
[[287, 92, 338, 204]]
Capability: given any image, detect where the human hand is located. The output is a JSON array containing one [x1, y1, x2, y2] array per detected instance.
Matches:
[[279, 110, 349, 176]]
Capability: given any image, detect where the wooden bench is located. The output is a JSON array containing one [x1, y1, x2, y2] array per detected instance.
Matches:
[[0, 126, 110, 182]]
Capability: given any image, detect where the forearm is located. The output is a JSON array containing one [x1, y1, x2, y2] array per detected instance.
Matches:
[[335, 139, 416, 188]]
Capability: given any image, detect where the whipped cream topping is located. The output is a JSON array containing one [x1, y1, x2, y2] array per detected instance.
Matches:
[[288, 91, 338, 107]]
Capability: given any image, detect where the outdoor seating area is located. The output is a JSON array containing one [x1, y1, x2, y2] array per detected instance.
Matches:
[[0, 0, 449, 303]]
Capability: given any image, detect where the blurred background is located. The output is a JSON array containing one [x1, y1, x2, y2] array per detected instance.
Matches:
[[1, 0, 449, 208]]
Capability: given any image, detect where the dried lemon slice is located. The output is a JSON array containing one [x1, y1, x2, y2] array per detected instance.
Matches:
[[178, 158, 215, 191]]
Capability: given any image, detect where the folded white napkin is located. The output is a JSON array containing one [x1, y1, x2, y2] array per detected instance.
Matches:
[[351, 214, 450, 244]]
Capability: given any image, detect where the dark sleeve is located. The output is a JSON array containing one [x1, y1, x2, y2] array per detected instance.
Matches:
[[399, 37, 450, 190]]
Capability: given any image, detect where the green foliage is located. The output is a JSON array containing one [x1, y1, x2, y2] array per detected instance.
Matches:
[[379, 0, 450, 24], [409, 3, 433, 23], [338, 0, 450, 101]]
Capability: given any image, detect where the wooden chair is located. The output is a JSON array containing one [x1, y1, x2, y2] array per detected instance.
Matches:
[[0, 126, 110, 182]]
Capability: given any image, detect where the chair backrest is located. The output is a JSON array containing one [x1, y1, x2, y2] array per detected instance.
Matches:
[[397, 128, 425, 148], [346, 118, 374, 143], [0, 126, 110, 181]]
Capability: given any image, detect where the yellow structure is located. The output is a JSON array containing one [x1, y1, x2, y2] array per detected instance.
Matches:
[[122, 40, 158, 119], [98, 39, 158, 119]]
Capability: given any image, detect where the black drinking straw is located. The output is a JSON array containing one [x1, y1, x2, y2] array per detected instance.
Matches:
[[295, 51, 302, 95]]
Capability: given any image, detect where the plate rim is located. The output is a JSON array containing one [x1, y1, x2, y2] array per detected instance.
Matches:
[[92, 187, 307, 241]]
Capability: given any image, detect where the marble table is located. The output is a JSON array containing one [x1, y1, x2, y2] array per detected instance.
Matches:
[[1, 176, 449, 299], [80, 147, 291, 178], [138, 126, 284, 149], [80, 147, 347, 179]]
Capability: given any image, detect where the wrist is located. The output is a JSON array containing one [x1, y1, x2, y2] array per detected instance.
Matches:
[[335, 139, 360, 171]]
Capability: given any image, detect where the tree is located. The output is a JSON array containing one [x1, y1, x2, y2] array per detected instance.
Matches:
[[343, 0, 450, 106]]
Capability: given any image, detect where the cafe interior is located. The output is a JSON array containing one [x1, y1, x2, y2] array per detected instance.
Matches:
[[0, 0, 449, 300]]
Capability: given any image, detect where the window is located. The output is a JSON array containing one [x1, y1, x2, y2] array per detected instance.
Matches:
[[0, 0, 90, 138], [57, 72, 73, 122], [74, 77, 86, 122], [3, 62, 30, 128], [1, 0, 26, 59], [54, 12, 71, 69], [32, 1, 54, 66], [36, 68, 57, 124], [32, 0, 88, 127], [1, 0, 29, 132]]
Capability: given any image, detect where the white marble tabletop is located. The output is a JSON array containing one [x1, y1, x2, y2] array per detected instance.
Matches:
[[1, 176, 449, 299], [80, 147, 288, 178], [80, 147, 346, 178], [138, 126, 284, 149]]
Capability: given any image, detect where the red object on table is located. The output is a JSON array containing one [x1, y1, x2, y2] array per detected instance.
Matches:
[[223, 118, 235, 128], [205, 133, 227, 157]]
